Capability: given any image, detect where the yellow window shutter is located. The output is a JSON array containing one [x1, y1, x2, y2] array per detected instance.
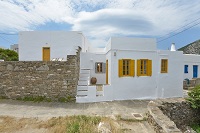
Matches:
[[130, 60, 135, 77], [166, 59, 168, 73], [137, 60, 141, 76], [147, 60, 152, 76], [118, 59, 123, 77]]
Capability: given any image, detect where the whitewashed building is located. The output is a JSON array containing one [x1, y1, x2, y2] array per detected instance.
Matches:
[[19, 31, 200, 103], [19, 31, 91, 61], [183, 54, 200, 80], [76, 37, 183, 103]]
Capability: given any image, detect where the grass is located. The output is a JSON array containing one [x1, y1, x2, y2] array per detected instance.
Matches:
[[20, 96, 52, 103], [0, 96, 8, 99], [0, 115, 150, 133], [191, 124, 200, 133], [39, 115, 118, 133]]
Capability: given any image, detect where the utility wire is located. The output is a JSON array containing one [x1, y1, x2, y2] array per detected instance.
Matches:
[[158, 17, 200, 39], [157, 21, 200, 43], [0, 33, 18, 35], [0, 35, 15, 44]]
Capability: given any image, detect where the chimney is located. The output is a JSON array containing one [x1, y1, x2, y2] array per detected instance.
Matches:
[[170, 43, 176, 51]]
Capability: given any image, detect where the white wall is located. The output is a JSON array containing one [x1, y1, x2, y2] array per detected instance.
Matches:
[[80, 33, 92, 53], [110, 37, 156, 51], [183, 54, 200, 80], [157, 50, 183, 98], [88, 47, 105, 54], [106, 49, 183, 100], [80, 52, 106, 84], [19, 31, 83, 61], [108, 50, 158, 100]]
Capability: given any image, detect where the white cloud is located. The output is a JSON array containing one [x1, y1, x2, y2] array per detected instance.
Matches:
[[72, 0, 200, 47], [0, 0, 200, 47], [0, 0, 73, 31]]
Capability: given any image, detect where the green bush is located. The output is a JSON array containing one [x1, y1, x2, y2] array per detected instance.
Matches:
[[191, 124, 200, 133], [187, 86, 200, 109], [0, 48, 18, 61]]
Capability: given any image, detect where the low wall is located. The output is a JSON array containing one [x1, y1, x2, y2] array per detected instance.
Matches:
[[160, 100, 200, 132], [147, 98, 200, 132], [0, 47, 81, 102], [183, 78, 200, 90]]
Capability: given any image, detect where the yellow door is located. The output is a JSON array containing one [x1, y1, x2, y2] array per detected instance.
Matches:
[[106, 60, 108, 84], [43, 47, 50, 61]]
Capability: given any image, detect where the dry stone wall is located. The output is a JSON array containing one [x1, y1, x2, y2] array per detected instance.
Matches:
[[147, 98, 200, 133], [160, 101, 200, 132], [0, 47, 81, 102]]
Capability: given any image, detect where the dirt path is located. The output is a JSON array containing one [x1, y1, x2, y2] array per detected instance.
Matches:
[[0, 99, 155, 133]]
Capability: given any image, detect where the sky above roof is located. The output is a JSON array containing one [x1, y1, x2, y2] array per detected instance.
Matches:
[[0, 0, 200, 50]]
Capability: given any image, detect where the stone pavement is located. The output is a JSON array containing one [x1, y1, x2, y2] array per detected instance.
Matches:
[[0, 99, 155, 133]]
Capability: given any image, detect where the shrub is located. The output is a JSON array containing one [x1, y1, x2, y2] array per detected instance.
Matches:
[[0, 48, 18, 61], [187, 86, 200, 109], [191, 124, 200, 133]]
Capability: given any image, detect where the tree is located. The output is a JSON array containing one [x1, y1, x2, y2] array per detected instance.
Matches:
[[0, 48, 18, 61]]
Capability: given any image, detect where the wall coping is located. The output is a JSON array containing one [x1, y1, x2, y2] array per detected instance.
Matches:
[[147, 98, 185, 133]]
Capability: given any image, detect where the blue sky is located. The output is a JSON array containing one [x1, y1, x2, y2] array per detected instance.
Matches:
[[0, 0, 200, 50]]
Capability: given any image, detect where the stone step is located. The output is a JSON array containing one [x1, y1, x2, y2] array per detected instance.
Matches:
[[77, 86, 88, 91], [77, 90, 88, 96], [79, 73, 90, 77], [80, 69, 90, 74], [78, 80, 89, 86], [79, 76, 90, 81]]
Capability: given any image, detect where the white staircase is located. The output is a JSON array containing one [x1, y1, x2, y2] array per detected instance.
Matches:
[[76, 69, 90, 97], [76, 69, 110, 103]]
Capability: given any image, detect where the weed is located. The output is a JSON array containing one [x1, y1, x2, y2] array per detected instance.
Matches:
[[21, 96, 51, 103], [58, 97, 67, 102], [191, 124, 200, 133], [0, 96, 8, 99]]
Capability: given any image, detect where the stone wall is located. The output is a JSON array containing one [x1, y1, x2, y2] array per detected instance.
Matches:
[[0, 47, 81, 102], [160, 100, 200, 132], [147, 99, 182, 133], [147, 98, 200, 133], [183, 78, 200, 90]]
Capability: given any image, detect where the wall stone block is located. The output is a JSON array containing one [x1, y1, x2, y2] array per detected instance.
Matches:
[[0, 47, 81, 102]]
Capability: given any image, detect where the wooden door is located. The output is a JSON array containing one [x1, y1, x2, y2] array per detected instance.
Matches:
[[43, 47, 50, 61], [106, 60, 108, 84]]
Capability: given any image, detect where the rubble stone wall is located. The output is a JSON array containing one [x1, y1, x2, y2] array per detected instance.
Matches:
[[0, 47, 81, 102], [147, 99, 200, 133]]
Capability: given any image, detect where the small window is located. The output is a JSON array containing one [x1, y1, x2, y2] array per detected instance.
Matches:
[[140, 59, 147, 75], [95, 62, 106, 73], [97, 62, 102, 72], [137, 59, 152, 76], [184, 65, 188, 73], [161, 59, 168, 73], [123, 60, 130, 76], [118, 59, 135, 77]]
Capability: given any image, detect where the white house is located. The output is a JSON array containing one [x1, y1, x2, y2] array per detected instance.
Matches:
[[19, 31, 91, 61], [76, 37, 183, 103], [19, 31, 200, 103], [183, 54, 200, 80], [10, 44, 19, 53]]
